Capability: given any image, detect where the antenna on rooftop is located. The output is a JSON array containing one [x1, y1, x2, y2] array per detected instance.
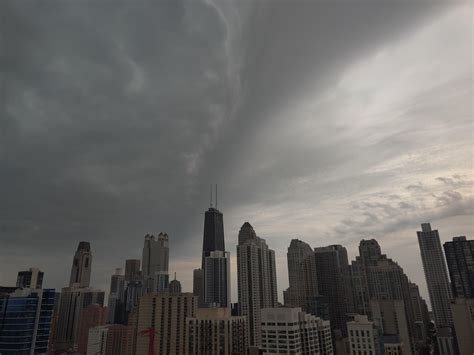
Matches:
[[215, 184, 218, 209], [210, 184, 213, 207]]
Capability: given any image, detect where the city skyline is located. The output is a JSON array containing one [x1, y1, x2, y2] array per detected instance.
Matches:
[[0, 0, 472, 328]]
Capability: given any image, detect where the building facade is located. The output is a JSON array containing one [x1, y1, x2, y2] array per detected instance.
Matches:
[[142, 233, 170, 292], [314, 244, 353, 337], [186, 307, 248, 355], [86, 324, 132, 355], [54, 287, 105, 352], [69, 241, 92, 288], [16, 268, 44, 289], [130, 292, 196, 355], [260, 307, 333, 355], [237, 222, 278, 346], [443, 236, 474, 299], [76, 304, 108, 353], [203, 250, 231, 308], [347, 314, 381, 355], [0, 288, 55, 355], [451, 298, 474, 355]]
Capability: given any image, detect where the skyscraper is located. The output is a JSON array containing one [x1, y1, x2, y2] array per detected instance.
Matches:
[[201, 207, 225, 267], [417, 223, 453, 328], [203, 250, 231, 308], [142, 233, 169, 291], [124, 259, 141, 282], [16, 267, 44, 289], [443, 236, 474, 299], [314, 244, 353, 337], [69, 241, 92, 288], [284, 239, 317, 311], [76, 303, 108, 353], [0, 287, 56, 354], [193, 268, 204, 308], [237, 222, 278, 346]]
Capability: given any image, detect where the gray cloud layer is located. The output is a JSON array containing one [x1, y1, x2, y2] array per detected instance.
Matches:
[[0, 1, 471, 303]]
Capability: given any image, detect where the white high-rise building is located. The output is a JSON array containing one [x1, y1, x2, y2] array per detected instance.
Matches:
[[347, 315, 381, 355], [203, 250, 230, 308], [261, 307, 333, 355], [237, 222, 278, 346]]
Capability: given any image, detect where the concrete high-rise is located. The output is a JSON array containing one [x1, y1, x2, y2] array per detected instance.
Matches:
[[416, 223, 453, 329], [142, 233, 169, 291], [260, 307, 333, 355], [347, 315, 382, 355], [16, 267, 44, 289], [54, 287, 105, 352], [284, 239, 317, 311], [76, 304, 108, 353], [69, 241, 92, 288], [314, 244, 353, 337], [237, 222, 278, 346], [186, 307, 248, 355], [130, 292, 196, 355], [443, 236, 474, 299], [203, 250, 230, 308]]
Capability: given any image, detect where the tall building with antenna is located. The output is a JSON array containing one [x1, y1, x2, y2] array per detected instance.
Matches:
[[201, 185, 225, 268]]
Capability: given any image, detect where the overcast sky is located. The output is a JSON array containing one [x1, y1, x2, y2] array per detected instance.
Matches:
[[0, 0, 472, 305]]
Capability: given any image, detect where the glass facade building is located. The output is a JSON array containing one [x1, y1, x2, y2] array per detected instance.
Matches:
[[0, 288, 55, 355]]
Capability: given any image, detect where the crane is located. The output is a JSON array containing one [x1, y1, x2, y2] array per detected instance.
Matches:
[[140, 327, 158, 355]]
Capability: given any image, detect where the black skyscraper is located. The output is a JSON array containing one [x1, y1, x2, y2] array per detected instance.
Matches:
[[444, 236, 474, 299], [201, 207, 225, 267]]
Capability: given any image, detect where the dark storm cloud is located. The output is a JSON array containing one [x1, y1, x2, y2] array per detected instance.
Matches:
[[0, 0, 469, 296]]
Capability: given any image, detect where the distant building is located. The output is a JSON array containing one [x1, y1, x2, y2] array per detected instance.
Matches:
[[54, 287, 105, 352], [201, 206, 225, 267], [237, 222, 278, 346], [260, 307, 333, 355], [142, 233, 169, 291], [417, 223, 454, 354], [203, 250, 230, 308], [186, 307, 248, 355], [314, 244, 353, 337], [347, 314, 381, 355], [451, 298, 474, 355], [130, 292, 196, 355], [284, 239, 317, 311], [0, 287, 55, 354], [76, 304, 108, 353], [107, 268, 126, 324], [370, 300, 412, 355], [69, 241, 92, 288], [192, 268, 204, 307], [169, 274, 182, 294], [86, 324, 132, 355], [124, 259, 141, 282], [16, 267, 44, 289], [443, 236, 474, 298], [417, 224, 453, 328]]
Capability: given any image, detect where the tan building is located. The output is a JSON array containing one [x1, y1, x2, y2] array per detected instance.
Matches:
[[87, 324, 132, 355], [347, 315, 381, 355], [77, 304, 108, 353], [130, 292, 196, 355], [186, 307, 248, 355], [451, 298, 474, 355]]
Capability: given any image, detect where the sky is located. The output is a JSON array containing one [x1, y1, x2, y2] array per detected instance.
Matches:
[[0, 0, 472, 306]]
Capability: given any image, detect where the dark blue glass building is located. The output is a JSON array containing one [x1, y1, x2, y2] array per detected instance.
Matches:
[[0, 288, 55, 355]]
